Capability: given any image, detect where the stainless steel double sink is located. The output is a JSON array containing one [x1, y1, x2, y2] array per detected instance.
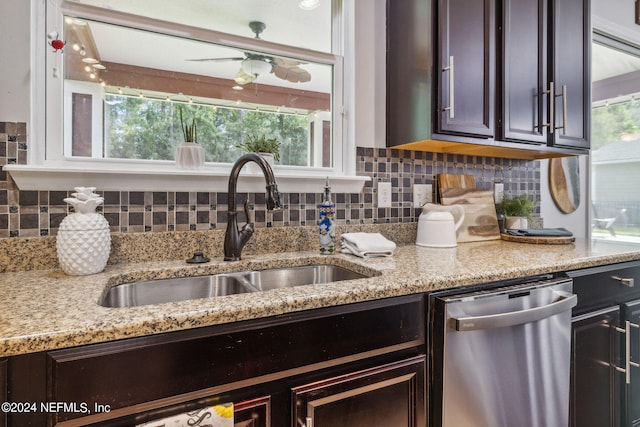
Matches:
[[99, 264, 371, 308]]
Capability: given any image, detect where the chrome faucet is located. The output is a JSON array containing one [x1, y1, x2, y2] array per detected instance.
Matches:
[[224, 153, 282, 261]]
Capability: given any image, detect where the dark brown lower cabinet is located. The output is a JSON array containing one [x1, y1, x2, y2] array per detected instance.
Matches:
[[233, 396, 270, 427], [570, 307, 623, 427], [292, 356, 426, 427], [624, 300, 640, 427], [6, 294, 426, 427], [569, 261, 640, 427]]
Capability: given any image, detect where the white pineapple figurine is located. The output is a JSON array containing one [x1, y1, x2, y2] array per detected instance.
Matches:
[[56, 187, 111, 275]]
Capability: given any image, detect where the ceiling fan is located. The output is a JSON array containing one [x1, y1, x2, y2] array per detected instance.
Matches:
[[188, 21, 311, 86]]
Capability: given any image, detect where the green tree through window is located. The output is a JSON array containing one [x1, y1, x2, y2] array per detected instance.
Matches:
[[104, 95, 311, 166]]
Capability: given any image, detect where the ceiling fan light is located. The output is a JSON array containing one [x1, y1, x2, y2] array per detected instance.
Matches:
[[241, 59, 272, 77], [299, 0, 320, 10]]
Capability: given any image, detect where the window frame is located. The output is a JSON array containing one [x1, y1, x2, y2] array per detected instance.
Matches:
[[7, 0, 368, 193]]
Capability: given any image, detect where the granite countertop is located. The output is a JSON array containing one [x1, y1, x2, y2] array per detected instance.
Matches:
[[2, 238, 640, 358]]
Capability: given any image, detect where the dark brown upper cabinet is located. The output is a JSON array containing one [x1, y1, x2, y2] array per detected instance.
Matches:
[[387, 0, 590, 158], [502, 0, 590, 149], [436, 0, 495, 138]]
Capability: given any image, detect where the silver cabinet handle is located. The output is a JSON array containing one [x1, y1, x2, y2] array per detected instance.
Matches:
[[555, 84, 567, 135], [612, 275, 634, 287], [541, 81, 554, 133], [614, 321, 640, 384], [451, 291, 577, 331], [442, 55, 454, 119]]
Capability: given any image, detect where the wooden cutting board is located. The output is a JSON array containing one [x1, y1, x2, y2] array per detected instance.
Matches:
[[437, 174, 476, 202], [440, 188, 501, 242]]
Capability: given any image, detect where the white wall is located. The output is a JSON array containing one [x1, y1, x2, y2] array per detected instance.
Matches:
[[0, 1, 31, 122], [540, 156, 590, 238], [352, 0, 386, 149]]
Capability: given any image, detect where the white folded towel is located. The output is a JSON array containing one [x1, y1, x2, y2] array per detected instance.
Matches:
[[340, 232, 396, 258]]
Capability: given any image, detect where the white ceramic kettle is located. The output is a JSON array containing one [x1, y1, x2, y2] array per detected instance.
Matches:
[[416, 203, 465, 247]]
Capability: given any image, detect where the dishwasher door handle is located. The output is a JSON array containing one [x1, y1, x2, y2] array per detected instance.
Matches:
[[452, 291, 577, 331]]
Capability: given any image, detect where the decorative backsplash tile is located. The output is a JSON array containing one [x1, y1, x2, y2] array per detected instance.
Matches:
[[0, 121, 540, 238]]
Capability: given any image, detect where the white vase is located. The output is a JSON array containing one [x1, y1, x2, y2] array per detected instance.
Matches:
[[176, 142, 205, 169], [505, 216, 528, 230], [244, 152, 275, 174], [56, 187, 111, 276]]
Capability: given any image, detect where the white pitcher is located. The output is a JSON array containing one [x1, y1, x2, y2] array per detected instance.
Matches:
[[416, 203, 465, 247]]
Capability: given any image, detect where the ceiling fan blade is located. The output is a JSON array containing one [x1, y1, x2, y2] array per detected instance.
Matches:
[[272, 63, 311, 83], [272, 57, 306, 68], [186, 57, 244, 62], [234, 69, 257, 85]]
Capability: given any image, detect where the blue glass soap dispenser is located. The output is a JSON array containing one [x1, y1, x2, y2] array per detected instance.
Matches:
[[318, 177, 336, 254]]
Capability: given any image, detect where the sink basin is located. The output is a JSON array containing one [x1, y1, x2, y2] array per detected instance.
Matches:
[[242, 265, 367, 292], [100, 274, 256, 308], [99, 264, 370, 308]]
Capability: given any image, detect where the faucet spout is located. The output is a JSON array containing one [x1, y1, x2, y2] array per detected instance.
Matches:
[[224, 153, 282, 261]]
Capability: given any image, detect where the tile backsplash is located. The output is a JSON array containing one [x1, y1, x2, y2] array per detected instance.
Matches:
[[0, 121, 540, 238]]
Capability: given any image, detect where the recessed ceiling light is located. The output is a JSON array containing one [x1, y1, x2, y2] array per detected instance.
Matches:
[[92, 64, 106, 70], [232, 85, 244, 91], [82, 57, 99, 64]]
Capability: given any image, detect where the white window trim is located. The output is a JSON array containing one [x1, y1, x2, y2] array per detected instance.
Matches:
[[6, 0, 369, 193]]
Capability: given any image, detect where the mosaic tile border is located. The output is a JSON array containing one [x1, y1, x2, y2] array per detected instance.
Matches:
[[0, 121, 540, 238]]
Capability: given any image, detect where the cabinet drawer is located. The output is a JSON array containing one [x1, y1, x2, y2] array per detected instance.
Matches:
[[47, 295, 425, 424], [568, 261, 640, 315]]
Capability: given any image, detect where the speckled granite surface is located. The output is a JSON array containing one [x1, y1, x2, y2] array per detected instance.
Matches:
[[2, 236, 640, 357], [0, 223, 417, 272]]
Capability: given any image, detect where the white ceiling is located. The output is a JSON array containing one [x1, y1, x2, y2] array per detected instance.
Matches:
[[72, 0, 332, 52], [592, 0, 640, 82], [592, 42, 640, 82]]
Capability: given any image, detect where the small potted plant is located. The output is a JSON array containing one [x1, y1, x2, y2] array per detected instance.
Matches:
[[496, 194, 535, 230], [237, 134, 280, 161], [175, 108, 205, 169], [236, 134, 281, 174]]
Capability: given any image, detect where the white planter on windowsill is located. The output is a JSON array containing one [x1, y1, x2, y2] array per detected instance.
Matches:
[[243, 152, 275, 175], [175, 142, 205, 169]]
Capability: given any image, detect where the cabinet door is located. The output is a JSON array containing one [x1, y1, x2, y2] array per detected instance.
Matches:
[[234, 396, 270, 427], [570, 306, 623, 427], [386, 0, 432, 146], [292, 355, 426, 427], [293, 356, 426, 427], [436, 0, 495, 137], [623, 300, 640, 427], [501, 0, 547, 143], [550, 0, 590, 148]]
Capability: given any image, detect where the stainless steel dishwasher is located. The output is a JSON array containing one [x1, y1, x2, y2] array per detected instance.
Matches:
[[430, 275, 577, 427]]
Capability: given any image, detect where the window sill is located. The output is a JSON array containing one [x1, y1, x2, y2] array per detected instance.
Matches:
[[4, 162, 370, 194]]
